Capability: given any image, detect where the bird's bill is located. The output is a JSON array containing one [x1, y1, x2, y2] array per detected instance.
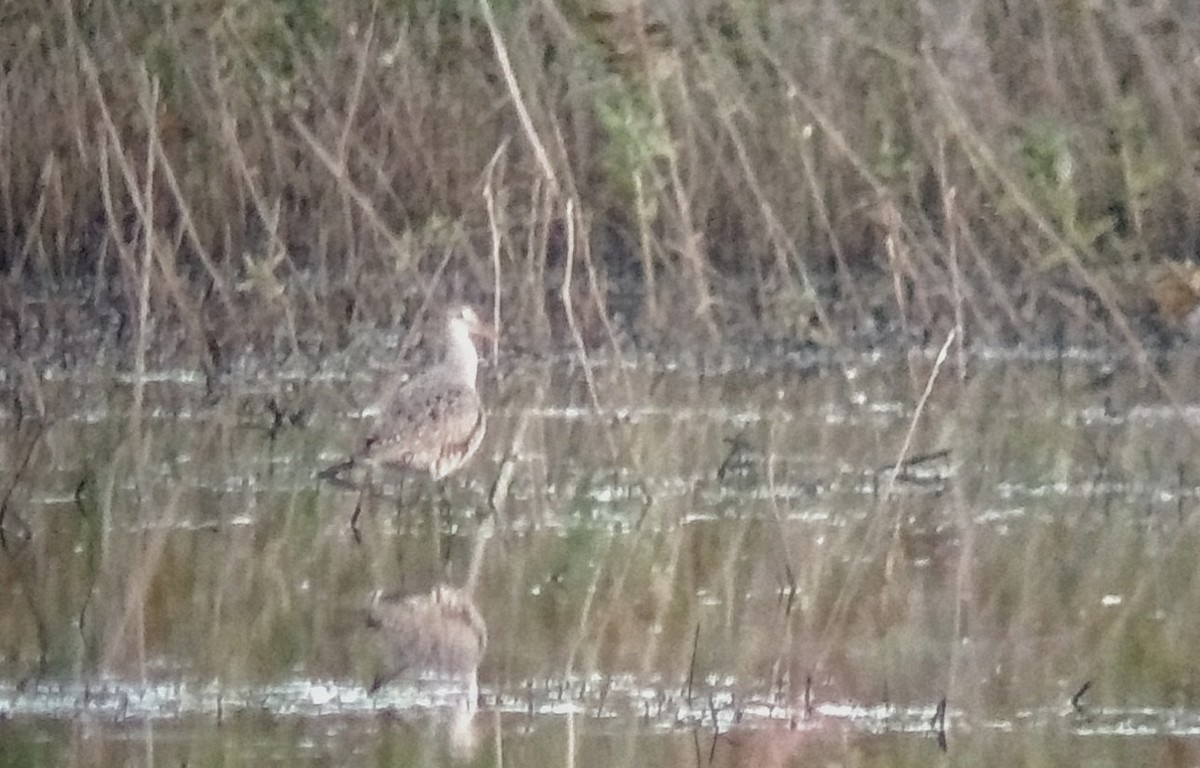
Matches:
[[466, 316, 498, 340]]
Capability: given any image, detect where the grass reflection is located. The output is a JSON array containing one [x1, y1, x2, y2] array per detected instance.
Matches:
[[1, 351, 1200, 763]]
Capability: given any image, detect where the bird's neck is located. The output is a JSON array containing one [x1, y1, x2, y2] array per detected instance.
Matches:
[[445, 324, 479, 385]]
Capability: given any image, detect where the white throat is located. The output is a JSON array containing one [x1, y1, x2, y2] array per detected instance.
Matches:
[[445, 318, 479, 386]]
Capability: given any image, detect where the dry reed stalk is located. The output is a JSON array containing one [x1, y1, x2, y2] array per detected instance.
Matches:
[[932, 135, 1017, 344], [479, 0, 557, 189], [807, 329, 956, 677], [0, 0, 1193, 359], [10, 157, 55, 282], [527, 177, 554, 339], [483, 136, 509, 362], [656, 91, 717, 340], [558, 198, 602, 423], [885, 329, 956, 501], [944, 186, 966, 378], [925, 69, 1200, 444], [753, 42, 895, 337], [730, 104, 833, 337], [131, 77, 158, 440]]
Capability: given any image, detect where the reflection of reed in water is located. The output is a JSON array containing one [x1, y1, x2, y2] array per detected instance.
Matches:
[[366, 583, 487, 699]]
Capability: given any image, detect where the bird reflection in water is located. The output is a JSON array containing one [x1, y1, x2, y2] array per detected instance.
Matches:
[[365, 516, 492, 760]]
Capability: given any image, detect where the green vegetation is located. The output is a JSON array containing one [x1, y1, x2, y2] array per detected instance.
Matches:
[[0, 0, 1196, 365]]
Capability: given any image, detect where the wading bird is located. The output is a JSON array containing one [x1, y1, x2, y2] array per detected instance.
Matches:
[[365, 515, 493, 758], [365, 583, 487, 698], [319, 304, 496, 539]]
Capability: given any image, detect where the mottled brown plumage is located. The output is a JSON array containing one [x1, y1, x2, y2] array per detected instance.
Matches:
[[366, 584, 487, 695], [321, 305, 494, 487], [361, 371, 486, 481], [1149, 263, 1200, 332]]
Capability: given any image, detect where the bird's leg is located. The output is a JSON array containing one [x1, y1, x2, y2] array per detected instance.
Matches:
[[350, 490, 366, 545], [392, 474, 414, 517], [488, 452, 516, 518], [434, 477, 453, 515], [350, 469, 374, 544]]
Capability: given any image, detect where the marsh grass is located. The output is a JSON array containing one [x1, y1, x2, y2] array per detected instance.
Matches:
[[3, 353, 1200, 739], [1, 0, 1197, 374]]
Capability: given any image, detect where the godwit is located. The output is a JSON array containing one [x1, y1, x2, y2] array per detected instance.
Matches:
[[367, 514, 492, 701], [365, 581, 487, 757], [319, 304, 495, 536], [365, 583, 487, 697]]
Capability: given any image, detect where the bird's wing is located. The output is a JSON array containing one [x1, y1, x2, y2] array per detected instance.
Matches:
[[359, 376, 483, 471]]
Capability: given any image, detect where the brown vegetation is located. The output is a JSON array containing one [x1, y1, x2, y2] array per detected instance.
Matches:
[[1, 0, 1198, 369]]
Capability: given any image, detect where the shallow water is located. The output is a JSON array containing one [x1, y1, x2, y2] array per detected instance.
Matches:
[[3, 345, 1200, 766]]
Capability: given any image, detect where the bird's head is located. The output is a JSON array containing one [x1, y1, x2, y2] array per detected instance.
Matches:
[[447, 305, 497, 342]]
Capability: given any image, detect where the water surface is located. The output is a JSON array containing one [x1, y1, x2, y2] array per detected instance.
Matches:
[[2, 345, 1200, 765]]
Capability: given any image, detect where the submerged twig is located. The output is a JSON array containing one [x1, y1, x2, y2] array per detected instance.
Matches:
[[1071, 680, 1091, 714], [716, 433, 754, 483], [930, 695, 947, 729], [875, 447, 953, 474], [596, 675, 611, 718], [686, 623, 700, 706], [349, 488, 368, 545], [930, 695, 948, 752], [1177, 463, 1186, 525]]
